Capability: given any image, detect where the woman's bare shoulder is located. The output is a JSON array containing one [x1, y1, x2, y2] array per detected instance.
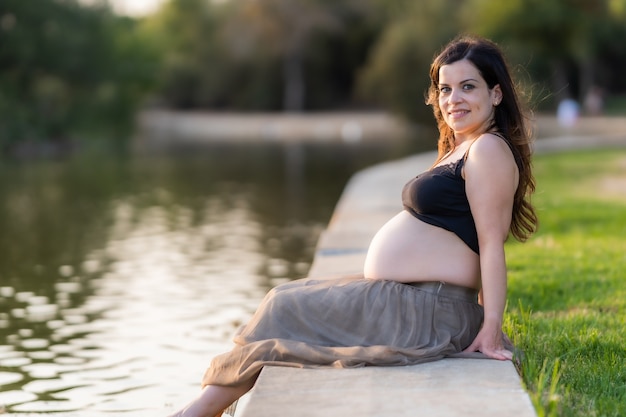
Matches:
[[469, 133, 514, 160], [464, 133, 518, 183]]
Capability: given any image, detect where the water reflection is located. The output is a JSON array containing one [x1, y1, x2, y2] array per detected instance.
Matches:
[[0, 140, 428, 415]]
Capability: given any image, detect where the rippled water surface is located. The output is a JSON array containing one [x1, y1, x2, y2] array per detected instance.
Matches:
[[0, 140, 424, 415]]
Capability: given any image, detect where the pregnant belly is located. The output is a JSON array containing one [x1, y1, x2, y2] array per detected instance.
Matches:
[[363, 211, 480, 286]]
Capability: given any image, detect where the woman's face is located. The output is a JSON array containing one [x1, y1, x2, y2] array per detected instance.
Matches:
[[437, 59, 501, 142]]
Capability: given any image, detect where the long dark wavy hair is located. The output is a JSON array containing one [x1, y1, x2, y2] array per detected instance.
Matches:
[[426, 35, 538, 241]]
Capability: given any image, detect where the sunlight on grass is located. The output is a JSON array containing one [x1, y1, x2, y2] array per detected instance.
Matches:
[[504, 149, 626, 417]]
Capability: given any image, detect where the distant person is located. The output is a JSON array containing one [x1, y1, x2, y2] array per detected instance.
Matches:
[[583, 86, 604, 116], [557, 97, 580, 127], [168, 35, 538, 417]]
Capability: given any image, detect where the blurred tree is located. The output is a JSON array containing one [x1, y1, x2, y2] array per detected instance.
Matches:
[[225, 0, 344, 111], [357, 0, 466, 124], [83, 0, 626, 120], [0, 0, 159, 153], [358, 0, 626, 121], [145, 0, 380, 112], [462, 0, 626, 108], [143, 0, 284, 110], [304, 13, 381, 110], [141, 0, 224, 108]]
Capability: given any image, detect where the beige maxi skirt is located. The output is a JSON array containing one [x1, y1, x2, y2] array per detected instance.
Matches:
[[201, 275, 483, 388]]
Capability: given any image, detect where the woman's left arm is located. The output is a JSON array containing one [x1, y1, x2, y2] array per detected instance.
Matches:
[[462, 134, 518, 360]]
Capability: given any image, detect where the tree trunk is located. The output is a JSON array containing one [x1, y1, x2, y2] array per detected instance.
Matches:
[[578, 57, 595, 102], [551, 58, 571, 101], [283, 49, 305, 112]]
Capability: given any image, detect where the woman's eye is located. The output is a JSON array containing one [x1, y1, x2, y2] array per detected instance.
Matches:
[[439, 86, 451, 93], [463, 84, 475, 90]]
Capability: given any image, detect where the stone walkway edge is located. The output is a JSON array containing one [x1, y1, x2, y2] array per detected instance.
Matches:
[[234, 129, 626, 417]]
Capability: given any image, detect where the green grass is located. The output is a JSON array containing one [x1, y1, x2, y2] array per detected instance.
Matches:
[[504, 149, 626, 417]]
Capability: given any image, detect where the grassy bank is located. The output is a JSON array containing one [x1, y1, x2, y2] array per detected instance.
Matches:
[[504, 149, 626, 417]]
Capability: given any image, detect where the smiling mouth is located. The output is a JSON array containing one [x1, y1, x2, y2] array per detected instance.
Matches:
[[449, 110, 469, 118]]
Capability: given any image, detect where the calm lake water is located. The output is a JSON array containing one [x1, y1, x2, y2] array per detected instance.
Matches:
[[0, 139, 430, 415]]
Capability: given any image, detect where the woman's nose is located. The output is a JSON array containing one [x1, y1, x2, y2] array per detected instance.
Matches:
[[449, 88, 462, 103]]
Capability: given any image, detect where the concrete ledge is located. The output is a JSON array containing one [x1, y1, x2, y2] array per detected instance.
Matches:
[[242, 360, 536, 417]]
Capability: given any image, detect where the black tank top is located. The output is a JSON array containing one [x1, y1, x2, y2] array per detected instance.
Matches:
[[402, 157, 479, 253]]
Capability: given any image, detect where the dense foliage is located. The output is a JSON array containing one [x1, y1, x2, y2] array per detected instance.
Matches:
[[1, 0, 626, 150], [145, 0, 626, 122], [0, 0, 159, 153]]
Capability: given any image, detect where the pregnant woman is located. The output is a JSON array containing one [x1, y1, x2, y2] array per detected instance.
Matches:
[[169, 34, 538, 417]]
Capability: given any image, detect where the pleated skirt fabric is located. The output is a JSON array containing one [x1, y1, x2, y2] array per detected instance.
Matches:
[[201, 275, 483, 388]]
